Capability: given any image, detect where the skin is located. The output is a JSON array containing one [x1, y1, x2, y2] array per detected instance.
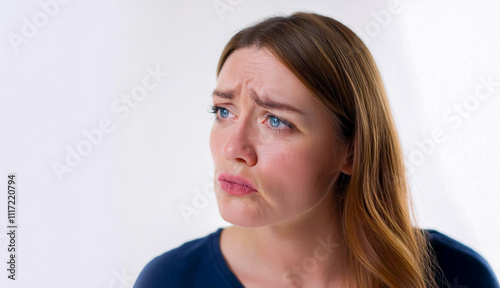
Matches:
[[209, 46, 353, 288]]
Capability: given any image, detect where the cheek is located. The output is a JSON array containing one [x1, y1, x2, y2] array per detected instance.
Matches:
[[258, 141, 330, 204]]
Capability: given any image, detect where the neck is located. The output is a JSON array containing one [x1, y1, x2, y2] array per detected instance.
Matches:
[[232, 192, 346, 287]]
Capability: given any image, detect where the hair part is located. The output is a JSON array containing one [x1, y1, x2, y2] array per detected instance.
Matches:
[[217, 12, 439, 288]]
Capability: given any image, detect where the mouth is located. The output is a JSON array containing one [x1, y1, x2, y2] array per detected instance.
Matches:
[[217, 172, 257, 196]]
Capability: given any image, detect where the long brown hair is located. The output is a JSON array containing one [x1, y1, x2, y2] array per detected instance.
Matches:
[[216, 12, 439, 288]]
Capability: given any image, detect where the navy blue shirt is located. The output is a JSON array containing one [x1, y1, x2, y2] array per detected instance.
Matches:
[[134, 228, 499, 288]]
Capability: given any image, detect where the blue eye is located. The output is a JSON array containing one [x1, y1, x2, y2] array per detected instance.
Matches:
[[219, 108, 229, 118], [269, 116, 282, 127], [209, 105, 233, 121], [265, 114, 293, 131]]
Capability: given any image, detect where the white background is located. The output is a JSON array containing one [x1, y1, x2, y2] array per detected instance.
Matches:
[[0, 0, 499, 287]]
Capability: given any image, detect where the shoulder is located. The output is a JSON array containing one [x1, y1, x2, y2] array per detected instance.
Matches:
[[134, 228, 225, 288], [424, 229, 499, 288]]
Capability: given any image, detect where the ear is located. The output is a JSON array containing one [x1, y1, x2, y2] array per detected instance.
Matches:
[[340, 147, 354, 176]]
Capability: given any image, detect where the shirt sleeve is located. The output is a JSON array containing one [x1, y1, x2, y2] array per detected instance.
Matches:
[[426, 229, 500, 288]]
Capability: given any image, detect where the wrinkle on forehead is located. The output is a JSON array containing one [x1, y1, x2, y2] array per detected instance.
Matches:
[[220, 46, 291, 90]]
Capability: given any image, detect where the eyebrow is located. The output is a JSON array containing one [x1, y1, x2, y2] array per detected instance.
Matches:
[[212, 89, 304, 114]]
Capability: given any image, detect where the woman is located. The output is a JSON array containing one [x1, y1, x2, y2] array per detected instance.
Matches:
[[135, 12, 499, 288]]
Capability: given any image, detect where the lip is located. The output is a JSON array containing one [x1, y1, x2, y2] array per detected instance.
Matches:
[[217, 172, 257, 196]]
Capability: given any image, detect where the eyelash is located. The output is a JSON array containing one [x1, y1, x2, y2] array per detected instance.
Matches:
[[209, 105, 294, 132], [209, 105, 218, 117]]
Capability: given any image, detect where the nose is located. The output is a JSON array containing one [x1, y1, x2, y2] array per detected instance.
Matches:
[[222, 117, 257, 166]]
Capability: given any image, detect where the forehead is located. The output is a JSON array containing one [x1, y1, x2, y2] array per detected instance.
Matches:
[[216, 47, 313, 103], [219, 46, 286, 76]]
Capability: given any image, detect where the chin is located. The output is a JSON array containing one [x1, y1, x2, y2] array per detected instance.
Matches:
[[216, 193, 269, 228]]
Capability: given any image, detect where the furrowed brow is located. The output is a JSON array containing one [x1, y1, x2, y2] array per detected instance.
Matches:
[[212, 90, 234, 99], [250, 89, 303, 114]]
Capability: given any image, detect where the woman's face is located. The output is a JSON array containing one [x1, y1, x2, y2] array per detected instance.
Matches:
[[210, 46, 351, 227]]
